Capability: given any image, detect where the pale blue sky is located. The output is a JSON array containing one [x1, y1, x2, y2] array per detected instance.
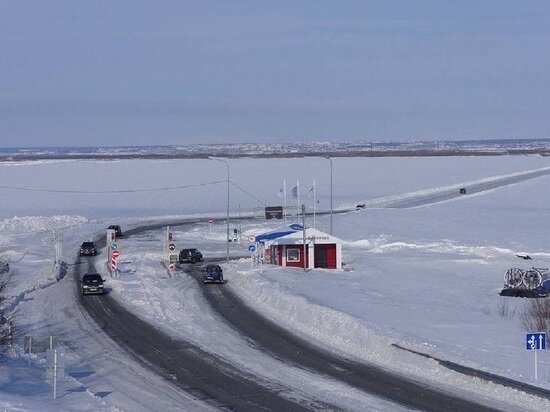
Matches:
[[1, 1, 549, 147]]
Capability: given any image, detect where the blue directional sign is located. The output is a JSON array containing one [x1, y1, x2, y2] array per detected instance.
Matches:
[[110, 242, 118, 250], [526, 333, 547, 351], [248, 243, 256, 253]]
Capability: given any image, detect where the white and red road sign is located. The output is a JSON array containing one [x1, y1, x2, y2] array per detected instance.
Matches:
[[111, 258, 118, 271], [169, 263, 175, 271], [208, 219, 214, 224], [111, 250, 120, 258]]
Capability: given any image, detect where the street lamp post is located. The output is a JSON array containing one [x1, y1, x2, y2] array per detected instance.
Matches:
[[324, 156, 333, 235], [208, 157, 230, 263]]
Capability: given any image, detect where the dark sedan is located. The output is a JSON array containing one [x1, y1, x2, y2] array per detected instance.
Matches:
[[202, 264, 224, 284], [108, 225, 123, 237], [80, 241, 97, 256], [82, 273, 105, 295]]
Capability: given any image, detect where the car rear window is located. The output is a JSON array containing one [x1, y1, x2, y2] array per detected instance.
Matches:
[[83, 274, 101, 282]]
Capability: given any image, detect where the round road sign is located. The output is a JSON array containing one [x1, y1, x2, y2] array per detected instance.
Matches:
[[248, 243, 256, 253], [169, 263, 175, 271], [169, 243, 176, 251], [111, 250, 120, 258], [110, 242, 118, 250], [248, 235, 256, 243]]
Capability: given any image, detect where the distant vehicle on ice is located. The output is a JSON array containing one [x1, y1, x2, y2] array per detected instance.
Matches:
[[459, 188, 467, 194]]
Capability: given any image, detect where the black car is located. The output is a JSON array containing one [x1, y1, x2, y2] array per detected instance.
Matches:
[[202, 264, 224, 284], [108, 225, 123, 237], [81, 273, 105, 295], [0, 260, 9, 274], [179, 248, 203, 264], [80, 241, 97, 256], [459, 188, 467, 194]]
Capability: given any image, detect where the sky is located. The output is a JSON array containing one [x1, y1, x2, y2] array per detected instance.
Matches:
[[1, 1, 550, 147]]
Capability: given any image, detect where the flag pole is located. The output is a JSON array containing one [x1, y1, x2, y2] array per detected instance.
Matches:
[[297, 180, 300, 212], [312, 180, 316, 230], [283, 180, 287, 224]]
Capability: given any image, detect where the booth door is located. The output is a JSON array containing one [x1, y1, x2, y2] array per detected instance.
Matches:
[[315, 244, 336, 269]]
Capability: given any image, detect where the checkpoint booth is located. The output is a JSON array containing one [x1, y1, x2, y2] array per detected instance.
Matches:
[[256, 224, 342, 270]]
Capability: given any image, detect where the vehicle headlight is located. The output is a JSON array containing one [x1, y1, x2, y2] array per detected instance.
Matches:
[[83, 285, 89, 288]]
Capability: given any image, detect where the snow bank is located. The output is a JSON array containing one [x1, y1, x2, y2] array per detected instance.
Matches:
[[0, 215, 88, 234], [225, 261, 550, 411]]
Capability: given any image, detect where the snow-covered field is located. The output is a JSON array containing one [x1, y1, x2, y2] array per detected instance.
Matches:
[[1, 156, 550, 411]]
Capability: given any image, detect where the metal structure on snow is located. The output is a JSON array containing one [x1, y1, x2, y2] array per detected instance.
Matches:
[[500, 266, 550, 298]]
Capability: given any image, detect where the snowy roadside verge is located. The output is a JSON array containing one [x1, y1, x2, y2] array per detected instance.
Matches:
[[225, 260, 550, 411]]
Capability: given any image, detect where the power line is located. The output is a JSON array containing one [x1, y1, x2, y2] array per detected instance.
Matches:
[[0, 179, 268, 206], [0, 180, 226, 194], [230, 181, 267, 206]]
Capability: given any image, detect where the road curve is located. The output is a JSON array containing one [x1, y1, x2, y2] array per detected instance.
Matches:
[[74, 217, 507, 411], [77, 270, 326, 411], [187, 265, 501, 412], [76, 220, 338, 412]]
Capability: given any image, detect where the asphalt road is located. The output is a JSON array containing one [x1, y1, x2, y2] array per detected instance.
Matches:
[[377, 166, 550, 209], [77, 254, 334, 412], [187, 265, 502, 412], [74, 207, 529, 411]]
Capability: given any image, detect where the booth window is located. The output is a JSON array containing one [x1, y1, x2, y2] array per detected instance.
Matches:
[[287, 248, 300, 262]]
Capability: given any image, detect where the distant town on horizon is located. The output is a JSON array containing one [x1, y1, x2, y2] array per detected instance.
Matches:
[[1, 138, 550, 161]]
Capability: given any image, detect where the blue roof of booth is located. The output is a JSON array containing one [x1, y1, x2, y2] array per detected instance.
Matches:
[[255, 223, 304, 243]]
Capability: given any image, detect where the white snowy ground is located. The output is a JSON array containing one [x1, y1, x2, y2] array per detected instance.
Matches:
[[1, 155, 550, 411]]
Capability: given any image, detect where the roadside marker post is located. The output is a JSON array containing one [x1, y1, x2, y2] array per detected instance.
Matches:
[[53, 349, 57, 399], [526, 332, 547, 381], [46, 348, 65, 399], [248, 243, 256, 268], [106, 229, 116, 266], [111, 256, 118, 273]]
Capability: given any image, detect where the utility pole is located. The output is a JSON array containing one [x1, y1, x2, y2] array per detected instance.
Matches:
[[209, 157, 230, 263], [302, 204, 307, 272], [324, 156, 333, 235]]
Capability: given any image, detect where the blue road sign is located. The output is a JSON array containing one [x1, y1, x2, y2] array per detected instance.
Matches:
[[110, 242, 118, 250], [248, 244, 256, 253], [526, 333, 547, 351]]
